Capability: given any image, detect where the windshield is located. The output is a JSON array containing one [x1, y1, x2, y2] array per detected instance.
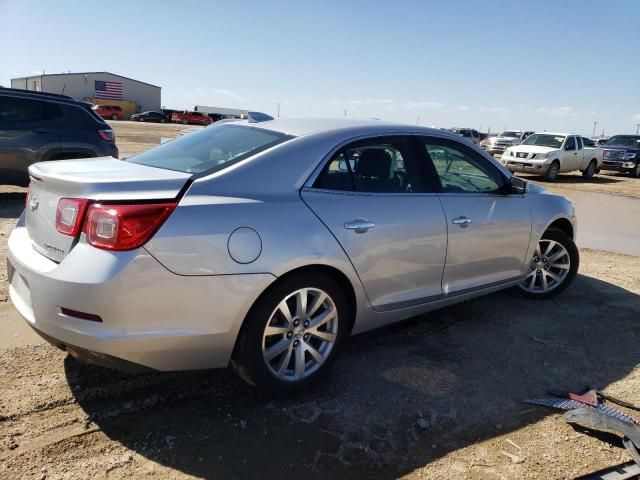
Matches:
[[522, 134, 565, 148], [128, 124, 291, 174], [500, 131, 520, 138], [605, 136, 640, 148]]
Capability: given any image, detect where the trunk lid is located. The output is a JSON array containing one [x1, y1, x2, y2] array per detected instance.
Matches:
[[26, 158, 191, 262]]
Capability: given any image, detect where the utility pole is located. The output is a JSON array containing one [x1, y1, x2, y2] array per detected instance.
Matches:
[[416, 116, 420, 125], [277, 102, 280, 118], [592, 121, 597, 137], [636, 123, 639, 134], [344, 110, 347, 118]]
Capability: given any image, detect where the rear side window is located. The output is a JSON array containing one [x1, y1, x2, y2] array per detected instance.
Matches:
[[127, 123, 290, 174], [60, 104, 101, 130], [314, 136, 427, 193], [576, 137, 583, 149]]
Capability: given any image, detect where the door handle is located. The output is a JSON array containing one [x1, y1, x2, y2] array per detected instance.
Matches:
[[344, 220, 376, 233], [452, 216, 472, 227]]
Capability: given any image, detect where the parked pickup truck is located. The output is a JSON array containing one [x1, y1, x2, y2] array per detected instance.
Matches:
[[600, 135, 640, 177], [501, 132, 603, 181], [171, 111, 212, 125], [482, 130, 534, 154]]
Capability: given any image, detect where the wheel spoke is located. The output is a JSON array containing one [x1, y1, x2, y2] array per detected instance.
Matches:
[[528, 273, 536, 290], [550, 262, 570, 270], [305, 342, 324, 364], [264, 324, 289, 336], [276, 345, 294, 377], [546, 270, 563, 284], [309, 329, 337, 343], [543, 240, 556, 256], [534, 244, 542, 259], [277, 300, 293, 326], [294, 344, 306, 379], [540, 271, 549, 291], [295, 289, 307, 319], [308, 307, 336, 329], [264, 339, 290, 361], [307, 291, 327, 318], [548, 248, 568, 263]]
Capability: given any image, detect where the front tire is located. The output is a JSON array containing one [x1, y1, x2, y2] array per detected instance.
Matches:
[[544, 161, 560, 181], [633, 163, 640, 178], [111, 114, 118, 120], [232, 272, 348, 394], [582, 160, 597, 179], [515, 228, 579, 299]]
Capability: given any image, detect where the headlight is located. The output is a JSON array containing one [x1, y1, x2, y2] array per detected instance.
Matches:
[[503, 150, 511, 157], [534, 153, 548, 159], [624, 152, 637, 159]]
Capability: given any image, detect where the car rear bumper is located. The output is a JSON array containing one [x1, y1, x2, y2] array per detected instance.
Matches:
[[7, 218, 276, 371]]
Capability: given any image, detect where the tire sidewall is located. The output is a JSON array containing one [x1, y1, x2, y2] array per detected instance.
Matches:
[[516, 229, 579, 299], [234, 272, 348, 394]]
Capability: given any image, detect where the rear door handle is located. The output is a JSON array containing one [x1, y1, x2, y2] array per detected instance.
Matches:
[[344, 220, 376, 233], [452, 216, 472, 227]]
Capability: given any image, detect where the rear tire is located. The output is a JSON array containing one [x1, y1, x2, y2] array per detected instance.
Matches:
[[543, 161, 560, 181], [111, 114, 118, 120], [514, 228, 579, 299], [582, 160, 597, 179], [232, 272, 348, 394], [633, 163, 640, 178]]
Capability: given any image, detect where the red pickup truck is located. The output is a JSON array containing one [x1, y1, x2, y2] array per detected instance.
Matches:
[[93, 104, 123, 120], [171, 111, 212, 125]]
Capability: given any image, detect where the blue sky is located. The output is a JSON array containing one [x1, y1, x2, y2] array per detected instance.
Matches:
[[1, 0, 639, 135]]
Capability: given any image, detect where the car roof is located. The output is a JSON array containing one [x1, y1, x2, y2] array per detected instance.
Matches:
[[229, 117, 438, 137], [534, 132, 571, 136]]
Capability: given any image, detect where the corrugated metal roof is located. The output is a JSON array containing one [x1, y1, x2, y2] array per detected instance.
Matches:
[[11, 72, 161, 89]]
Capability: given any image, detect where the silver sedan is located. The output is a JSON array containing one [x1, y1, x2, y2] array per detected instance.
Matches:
[[8, 116, 579, 393]]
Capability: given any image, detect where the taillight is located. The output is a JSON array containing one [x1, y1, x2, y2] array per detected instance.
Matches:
[[83, 203, 176, 251], [97, 129, 114, 141], [56, 198, 90, 236]]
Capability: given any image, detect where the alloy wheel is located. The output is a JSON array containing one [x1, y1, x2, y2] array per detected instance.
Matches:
[[520, 239, 571, 294], [261, 288, 338, 382]]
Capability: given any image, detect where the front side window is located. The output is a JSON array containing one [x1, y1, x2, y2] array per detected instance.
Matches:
[[421, 138, 503, 194], [128, 123, 290, 174], [314, 136, 426, 193], [565, 136, 576, 151]]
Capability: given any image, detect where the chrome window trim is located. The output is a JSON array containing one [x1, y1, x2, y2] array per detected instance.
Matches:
[[303, 130, 510, 192]]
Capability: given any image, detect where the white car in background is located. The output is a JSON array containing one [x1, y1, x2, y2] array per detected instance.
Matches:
[[482, 130, 534, 155], [502, 133, 603, 181]]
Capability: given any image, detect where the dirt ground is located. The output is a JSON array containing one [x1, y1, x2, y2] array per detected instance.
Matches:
[[1, 121, 639, 479]]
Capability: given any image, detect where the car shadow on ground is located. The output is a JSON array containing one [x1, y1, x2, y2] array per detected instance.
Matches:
[[65, 273, 640, 479]]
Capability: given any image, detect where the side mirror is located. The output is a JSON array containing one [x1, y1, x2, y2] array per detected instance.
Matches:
[[509, 176, 527, 194]]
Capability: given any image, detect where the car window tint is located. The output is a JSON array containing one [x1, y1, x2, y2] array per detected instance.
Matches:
[[0, 97, 46, 123], [422, 140, 503, 194], [314, 151, 354, 191]]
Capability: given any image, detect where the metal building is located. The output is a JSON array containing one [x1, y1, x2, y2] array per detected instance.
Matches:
[[10, 72, 161, 113]]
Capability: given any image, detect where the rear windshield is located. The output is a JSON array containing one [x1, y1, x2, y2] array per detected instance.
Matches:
[[127, 123, 291, 174]]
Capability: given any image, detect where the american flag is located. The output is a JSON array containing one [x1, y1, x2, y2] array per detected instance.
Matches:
[[94, 80, 123, 99]]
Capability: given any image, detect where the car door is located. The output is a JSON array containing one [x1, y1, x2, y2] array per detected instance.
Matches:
[[418, 136, 532, 294], [575, 136, 585, 169], [0, 96, 61, 185], [561, 136, 579, 171], [302, 135, 448, 310]]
